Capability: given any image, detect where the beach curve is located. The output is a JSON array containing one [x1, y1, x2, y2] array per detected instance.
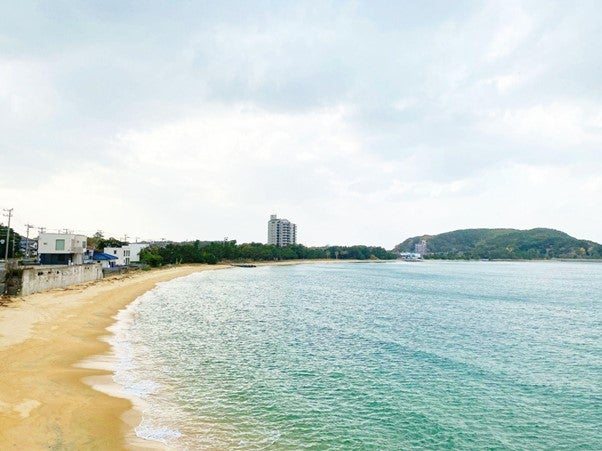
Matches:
[[0, 264, 227, 450]]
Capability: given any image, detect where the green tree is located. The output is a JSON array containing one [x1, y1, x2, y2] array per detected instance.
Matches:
[[0, 225, 22, 259]]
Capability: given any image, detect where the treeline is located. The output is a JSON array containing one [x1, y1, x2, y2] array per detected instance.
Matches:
[[0, 225, 22, 259], [395, 228, 602, 260], [139, 241, 396, 266], [87, 231, 127, 251]]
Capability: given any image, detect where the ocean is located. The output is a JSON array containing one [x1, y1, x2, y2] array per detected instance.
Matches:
[[110, 261, 602, 449]]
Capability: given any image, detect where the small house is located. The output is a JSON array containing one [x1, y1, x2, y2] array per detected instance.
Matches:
[[92, 252, 118, 268], [37, 233, 87, 265]]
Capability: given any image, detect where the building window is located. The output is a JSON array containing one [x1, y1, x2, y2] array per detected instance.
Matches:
[[55, 239, 65, 251]]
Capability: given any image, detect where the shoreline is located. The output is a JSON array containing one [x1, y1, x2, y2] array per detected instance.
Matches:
[[1, 257, 591, 448], [0, 264, 229, 449], [422, 258, 602, 262], [0, 259, 373, 449]]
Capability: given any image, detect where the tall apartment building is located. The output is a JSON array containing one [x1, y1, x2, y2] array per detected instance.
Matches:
[[267, 214, 297, 247]]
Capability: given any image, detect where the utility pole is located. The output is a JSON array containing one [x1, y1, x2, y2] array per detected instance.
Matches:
[[123, 234, 129, 243], [24, 224, 34, 258], [3, 208, 13, 260]]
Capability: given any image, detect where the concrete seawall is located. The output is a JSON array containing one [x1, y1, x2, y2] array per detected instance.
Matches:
[[19, 264, 103, 296]]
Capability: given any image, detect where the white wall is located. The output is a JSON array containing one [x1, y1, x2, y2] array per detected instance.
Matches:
[[93, 259, 112, 268], [20, 264, 103, 296], [127, 243, 149, 262], [103, 247, 126, 265]]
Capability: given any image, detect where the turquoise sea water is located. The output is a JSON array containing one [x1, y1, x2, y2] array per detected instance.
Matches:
[[112, 261, 602, 449]]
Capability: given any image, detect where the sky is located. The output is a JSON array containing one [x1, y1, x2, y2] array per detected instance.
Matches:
[[1, 1, 601, 248]]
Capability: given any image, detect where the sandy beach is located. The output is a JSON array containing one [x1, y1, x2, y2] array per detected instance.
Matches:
[[0, 259, 379, 449], [0, 264, 231, 450]]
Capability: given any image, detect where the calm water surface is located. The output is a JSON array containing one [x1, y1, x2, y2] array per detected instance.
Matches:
[[111, 261, 602, 449]]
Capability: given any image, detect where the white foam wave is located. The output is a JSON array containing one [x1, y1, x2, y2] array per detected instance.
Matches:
[[108, 287, 185, 446], [135, 421, 183, 444]]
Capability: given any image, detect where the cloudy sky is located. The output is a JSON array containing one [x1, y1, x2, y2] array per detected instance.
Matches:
[[1, 1, 601, 248]]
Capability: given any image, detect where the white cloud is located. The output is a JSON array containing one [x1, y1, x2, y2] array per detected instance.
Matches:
[[0, 58, 59, 123], [484, 69, 539, 93], [481, 102, 602, 150], [2, 1, 602, 247], [485, 2, 533, 62], [110, 104, 360, 203]]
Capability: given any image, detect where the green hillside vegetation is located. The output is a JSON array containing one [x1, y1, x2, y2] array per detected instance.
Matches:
[[395, 228, 602, 260], [140, 241, 397, 267]]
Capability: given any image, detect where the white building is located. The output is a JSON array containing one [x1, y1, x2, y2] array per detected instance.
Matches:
[[37, 233, 87, 265], [399, 252, 422, 261], [414, 239, 427, 256], [104, 243, 149, 265], [267, 214, 297, 247]]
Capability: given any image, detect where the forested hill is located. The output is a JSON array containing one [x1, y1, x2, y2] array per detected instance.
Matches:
[[394, 228, 602, 260]]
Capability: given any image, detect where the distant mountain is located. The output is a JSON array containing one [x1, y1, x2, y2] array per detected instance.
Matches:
[[394, 228, 602, 260]]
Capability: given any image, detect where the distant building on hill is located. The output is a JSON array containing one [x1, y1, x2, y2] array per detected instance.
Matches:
[[415, 239, 427, 256], [268, 214, 297, 247]]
